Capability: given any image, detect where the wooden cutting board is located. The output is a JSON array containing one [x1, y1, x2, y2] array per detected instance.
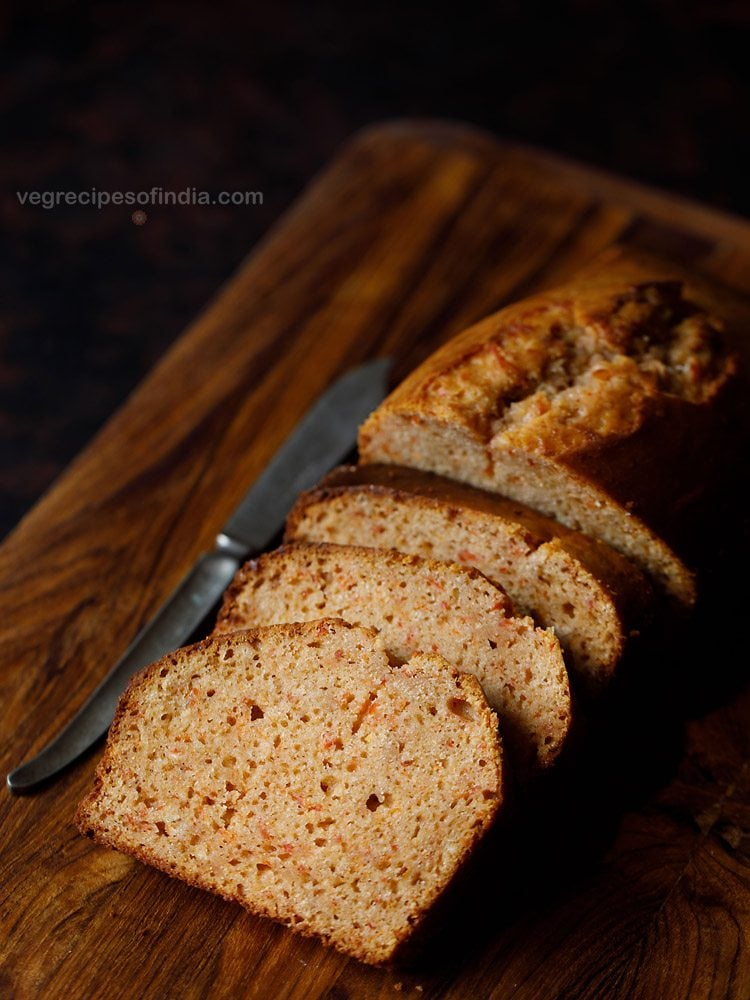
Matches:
[[1, 120, 748, 1000]]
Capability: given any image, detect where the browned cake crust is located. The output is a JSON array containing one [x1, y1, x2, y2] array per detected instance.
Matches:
[[285, 464, 653, 689], [358, 248, 742, 605], [76, 621, 503, 965], [214, 543, 571, 771]]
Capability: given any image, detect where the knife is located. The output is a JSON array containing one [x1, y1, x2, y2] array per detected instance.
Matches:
[[7, 357, 392, 792]]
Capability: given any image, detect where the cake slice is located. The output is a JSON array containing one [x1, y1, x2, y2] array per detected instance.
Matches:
[[214, 543, 571, 770], [358, 249, 740, 605], [77, 621, 503, 966], [285, 464, 652, 691]]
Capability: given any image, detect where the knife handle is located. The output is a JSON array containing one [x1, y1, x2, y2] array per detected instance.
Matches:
[[7, 548, 242, 792]]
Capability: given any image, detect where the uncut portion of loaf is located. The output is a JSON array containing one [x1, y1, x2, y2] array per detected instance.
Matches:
[[215, 543, 570, 771], [76, 621, 503, 965], [359, 249, 740, 606], [286, 464, 653, 691]]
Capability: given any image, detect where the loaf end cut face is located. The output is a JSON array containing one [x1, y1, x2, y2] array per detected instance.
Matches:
[[359, 249, 742, 606]]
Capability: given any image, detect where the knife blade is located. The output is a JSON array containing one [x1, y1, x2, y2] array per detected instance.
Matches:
[[7, 357, 392, 792]]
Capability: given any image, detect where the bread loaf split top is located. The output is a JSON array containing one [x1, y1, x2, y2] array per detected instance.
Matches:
[[359, 249, 740, 605], [215, 542, 571, 771], [77, 621, 503, 965], [286, 464, 652, 690]]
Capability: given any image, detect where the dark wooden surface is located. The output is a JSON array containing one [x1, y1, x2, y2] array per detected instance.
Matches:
[[1, 121, 749, 999]]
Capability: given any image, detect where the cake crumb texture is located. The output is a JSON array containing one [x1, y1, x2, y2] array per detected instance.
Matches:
[[215, 543, 571, 770], [76, 621, 503, 965]]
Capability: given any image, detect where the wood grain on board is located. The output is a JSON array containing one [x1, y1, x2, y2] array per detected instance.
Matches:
[[1, 120, 748, 999]]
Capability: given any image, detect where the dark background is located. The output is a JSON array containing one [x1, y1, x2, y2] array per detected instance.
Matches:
[[2, 0, 749, 540]]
